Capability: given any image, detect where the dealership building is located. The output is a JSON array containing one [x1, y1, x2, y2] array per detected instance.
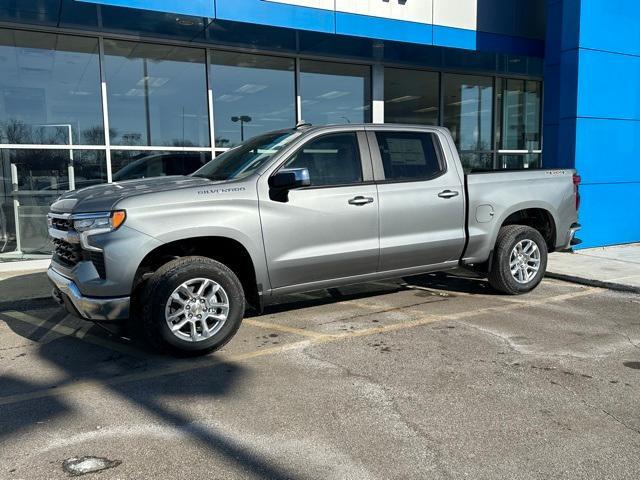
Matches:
[[0, 0, 637, 268]]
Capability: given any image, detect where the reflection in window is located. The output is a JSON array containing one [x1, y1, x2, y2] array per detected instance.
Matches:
[[211, 51, 295, 148], [284, 133, 362, 187], [0, 28, 104, 145], [443, 74, 493, 170], [0, 149, 107, 257], [499, 154, 541, 169], [497, 79, 541, 151], [300, 60, 371, 125], [104, 40, 209, 147], [110, 151, 211, 181], [384, 68, 439, 125]]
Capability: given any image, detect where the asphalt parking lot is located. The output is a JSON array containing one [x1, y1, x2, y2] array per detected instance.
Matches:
[[1, 272, 639, 480]]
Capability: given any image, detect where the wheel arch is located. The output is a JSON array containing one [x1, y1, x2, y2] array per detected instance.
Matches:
[[133, 235, 265, 312], [499, 206, 557, 252]]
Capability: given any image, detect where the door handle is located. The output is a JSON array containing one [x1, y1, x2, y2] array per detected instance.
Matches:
[[438, 190, 460, 199], [348, 196, 374, 206]]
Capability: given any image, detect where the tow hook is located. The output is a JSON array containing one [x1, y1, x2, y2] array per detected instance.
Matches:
[[52, 287, 64, 306]]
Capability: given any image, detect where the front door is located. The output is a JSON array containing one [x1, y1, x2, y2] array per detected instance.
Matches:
[[368, 129, 466, 271], [259, 130, 379, 290]]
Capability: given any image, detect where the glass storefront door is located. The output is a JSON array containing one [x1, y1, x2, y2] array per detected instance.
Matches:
[[496, 79, 542, 168]]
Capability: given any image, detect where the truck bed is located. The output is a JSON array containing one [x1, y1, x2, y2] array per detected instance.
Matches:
[[462, 168, 578, 264]]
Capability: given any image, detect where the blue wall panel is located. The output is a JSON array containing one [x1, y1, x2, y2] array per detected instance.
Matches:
[[558, 48, 579, 120], [78, 0, 215, 17], [575, 118, 640, 184], [433, 25, 476, 51], [579, 0, 640, 57], [335, 12, 432, 46], [215, 0, 334, 33], [578, 183, 640, 248], [576, 49, 640, 121]]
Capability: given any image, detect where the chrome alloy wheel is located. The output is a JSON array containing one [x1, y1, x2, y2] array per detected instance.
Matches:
[[164, 278, 230, 342], [509, 239, 541, 284]]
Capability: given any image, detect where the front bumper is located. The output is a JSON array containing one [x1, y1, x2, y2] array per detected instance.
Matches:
[[48, 267, 130, 322]]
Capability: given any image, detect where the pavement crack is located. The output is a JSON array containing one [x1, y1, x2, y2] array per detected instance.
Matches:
[[601, 409, 640, 436], [553, 380, 640, 437], [608, 318, 640, 351], [299, 348, 454, 479]]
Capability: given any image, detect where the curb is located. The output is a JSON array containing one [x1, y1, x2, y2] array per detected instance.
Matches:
[[546, 272, 640, 295], [0, 296, 55, 313]]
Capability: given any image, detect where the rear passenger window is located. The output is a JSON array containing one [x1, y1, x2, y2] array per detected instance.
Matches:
[[284, 133, 363, 187], [375, 132, 444, 182]]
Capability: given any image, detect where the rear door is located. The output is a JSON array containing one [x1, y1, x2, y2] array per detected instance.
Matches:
[[259, 129, 380, 290], [367, 128, 466, 271]]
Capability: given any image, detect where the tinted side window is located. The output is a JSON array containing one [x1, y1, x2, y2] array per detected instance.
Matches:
[[375, 132, 443, 182], [284, 133, 362, 187]]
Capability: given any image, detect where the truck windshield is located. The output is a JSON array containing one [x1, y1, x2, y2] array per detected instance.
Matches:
[[193, 131, 301, 181]]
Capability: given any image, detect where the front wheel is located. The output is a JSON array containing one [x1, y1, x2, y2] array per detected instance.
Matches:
[[141, 256, 245, 355], [488, 225, 548, 295]]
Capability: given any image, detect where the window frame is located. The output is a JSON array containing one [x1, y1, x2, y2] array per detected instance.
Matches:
[[366, 129, 448, 184], [271, 129, 374, 190]]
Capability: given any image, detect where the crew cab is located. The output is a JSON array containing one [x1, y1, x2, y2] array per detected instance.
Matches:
[[47, 124, 581, 354]]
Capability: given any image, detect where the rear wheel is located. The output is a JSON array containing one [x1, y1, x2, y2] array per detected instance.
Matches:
[[488, 225, 547, 295], [141, 256, 245, 355]]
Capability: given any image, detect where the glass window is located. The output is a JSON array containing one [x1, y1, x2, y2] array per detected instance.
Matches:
[[284, 133, 362, 187], [111, 151, 211, 181], [384, 68, 439, 125], [211, 51, 295, 148], [300, 60, 371, 125], [0, 149, 107, 258], [443, 74, 494, 170], [0, 29, 103, 145], [104, 40, 209, 147], [497, 79, 541, 151], [195, 131, 301, 181], [375, 132, 443, 181]]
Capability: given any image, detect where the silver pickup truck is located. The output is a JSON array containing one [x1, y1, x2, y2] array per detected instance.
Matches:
[[47, 124, 581, 354]]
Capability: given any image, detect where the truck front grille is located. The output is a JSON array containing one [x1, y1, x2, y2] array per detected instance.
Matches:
[[52, 238, 82, 268], [52, 240, 107, 279], [50, 217, 72, 231]]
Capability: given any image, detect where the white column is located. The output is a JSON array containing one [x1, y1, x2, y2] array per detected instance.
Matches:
[[372, 63, 385, 124]]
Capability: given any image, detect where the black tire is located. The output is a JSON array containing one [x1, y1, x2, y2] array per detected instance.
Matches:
[[141, 256, 245, 355], [488, 225, 548, 295]]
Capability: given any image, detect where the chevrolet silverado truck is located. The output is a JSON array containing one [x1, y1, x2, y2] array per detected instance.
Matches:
[[47, 124, 581, 354]]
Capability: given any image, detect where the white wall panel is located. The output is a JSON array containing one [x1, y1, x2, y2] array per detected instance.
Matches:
[[433, 0, 478, 31], [265, 0, 545, 40], [335, 0, 433, 25]]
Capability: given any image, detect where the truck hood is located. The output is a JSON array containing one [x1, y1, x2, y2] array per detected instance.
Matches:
[[50, 175, 214, 214]]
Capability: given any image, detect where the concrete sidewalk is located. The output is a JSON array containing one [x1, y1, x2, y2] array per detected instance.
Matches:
[[548, 243, 640, 293], [0, 267, 50, 303]]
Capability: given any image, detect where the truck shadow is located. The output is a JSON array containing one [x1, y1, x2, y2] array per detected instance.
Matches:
[[402, 271, 498, 296]]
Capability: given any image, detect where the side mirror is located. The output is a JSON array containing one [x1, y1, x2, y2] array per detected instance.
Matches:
[[269, 168, 311, 190]]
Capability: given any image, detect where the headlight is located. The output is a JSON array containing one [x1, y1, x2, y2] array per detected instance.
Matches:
[[73, 210, 126, 233]]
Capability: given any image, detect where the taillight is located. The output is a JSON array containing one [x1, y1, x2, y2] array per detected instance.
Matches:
[[573, 173, 581, 211]]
